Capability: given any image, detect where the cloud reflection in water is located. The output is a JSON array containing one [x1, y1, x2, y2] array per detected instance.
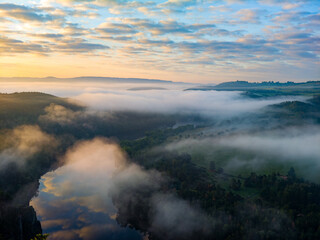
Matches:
[[30, 138, 144, 240]]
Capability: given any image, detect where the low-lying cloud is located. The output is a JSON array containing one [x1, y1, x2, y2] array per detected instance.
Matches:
[[0, 80, 307, 119], [0, 125, 56, 169]]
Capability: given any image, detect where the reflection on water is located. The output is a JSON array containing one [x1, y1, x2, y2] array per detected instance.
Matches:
[[30, 139, 143, 240], [31, 178, 142, 240]]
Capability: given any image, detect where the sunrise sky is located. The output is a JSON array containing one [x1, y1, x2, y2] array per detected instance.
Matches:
[[0, 0, 319, 83]]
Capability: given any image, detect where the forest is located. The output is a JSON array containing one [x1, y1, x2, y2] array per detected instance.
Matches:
[[0, 87, 319, 240]]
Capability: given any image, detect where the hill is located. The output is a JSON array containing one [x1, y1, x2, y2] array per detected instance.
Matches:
[[0, 76, 189, 85], [0, 92, 83, 129], [186, 80, 320, 97]]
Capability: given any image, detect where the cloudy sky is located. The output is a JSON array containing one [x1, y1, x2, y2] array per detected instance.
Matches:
[[0, 0, 319, 83]]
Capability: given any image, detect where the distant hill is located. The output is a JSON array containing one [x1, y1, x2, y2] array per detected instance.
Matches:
[[186, 80, 320, 97], [0, 76, 189, 85]]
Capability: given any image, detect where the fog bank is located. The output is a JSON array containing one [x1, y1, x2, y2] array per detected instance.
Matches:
[[0, 125, 56, 169], [1, 81, 307, 119], [164, 126, 320, 182]]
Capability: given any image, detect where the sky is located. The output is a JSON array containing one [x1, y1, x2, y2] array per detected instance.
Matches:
[[0, 0, 319, 83]]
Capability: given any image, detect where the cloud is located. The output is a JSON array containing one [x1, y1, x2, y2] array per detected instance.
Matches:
[[39, 104, 81, 125], [0, 36, 49, 55], [271, 10, 317, 23], [0, 3, 61, 22], [161, 0, 197, 7], [236, 9, 267, 23], [0, 0, 318, 82], [96, 18, 217, 38], [54, 39, 109, 53], [0, 125, 56, 169], [282, 3, 300, 10], [0, 34, 108, 56], [55, 0, 129, 6], [1, 1, 318, 80], [97, 22, 139, 35]]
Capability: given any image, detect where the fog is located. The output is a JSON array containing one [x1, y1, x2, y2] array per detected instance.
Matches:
[[0, 125, 56, 169], [39, 104, 83, 125], [150, 193, 211, 239], [74, 90, 305, 117], [0, 81, 189, 97], [164, 126, 320, 182], [219, 127, 320, 161], [0, 80, 307, 119]]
